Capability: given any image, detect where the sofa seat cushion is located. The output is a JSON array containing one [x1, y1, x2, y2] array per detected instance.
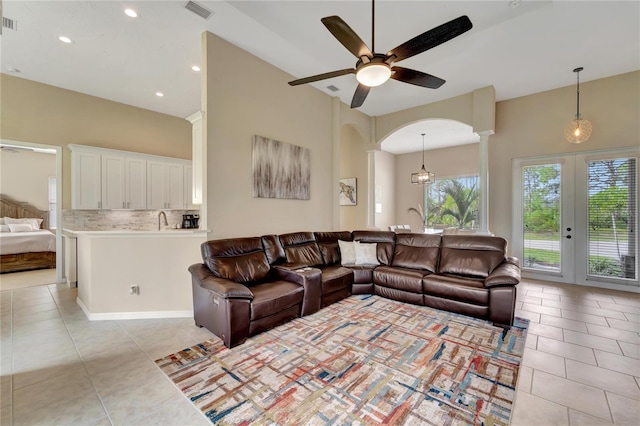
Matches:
[[422, 274, 488, 305], [344, 265, 375, 284], [374, 265, 429, 294], [249, 281, 304, 320], [320, 265, 353, 295]]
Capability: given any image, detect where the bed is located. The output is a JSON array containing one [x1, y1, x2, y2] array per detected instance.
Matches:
[[0, 194, 56, 273]]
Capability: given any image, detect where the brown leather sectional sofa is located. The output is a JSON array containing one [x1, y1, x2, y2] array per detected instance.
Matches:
[[188, 230, 520, 348]]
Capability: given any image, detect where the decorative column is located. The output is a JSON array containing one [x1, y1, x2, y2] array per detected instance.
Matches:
[[367, 117, 378, 229], [332, 97, 341, 230], [367, 149, 377, 229], [477, 130, 493, 235]]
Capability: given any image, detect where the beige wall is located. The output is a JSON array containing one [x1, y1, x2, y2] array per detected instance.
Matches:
[[490, 70, 640, 244], [395, 143, 480, 231], [374, 149, 396, 230], [0, 75, 191, 209], [339, 125, 368, 230], [0, 150, 56, 211], [203, 32, 335, 238]]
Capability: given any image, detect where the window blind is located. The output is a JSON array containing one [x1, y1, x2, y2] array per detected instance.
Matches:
[[587, 158, 637, 280]]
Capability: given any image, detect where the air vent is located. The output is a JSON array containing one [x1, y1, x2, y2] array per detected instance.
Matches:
[[3, 17, 17, 31], [326, 85, 340, 92], [184, 1, 213, 20]]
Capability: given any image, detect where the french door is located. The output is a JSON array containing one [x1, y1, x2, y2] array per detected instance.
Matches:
[[513, 148, 639, 290]]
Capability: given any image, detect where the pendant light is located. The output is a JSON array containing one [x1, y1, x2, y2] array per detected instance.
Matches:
[[565, 67, 592, 144], [411, 133, 435, 185]]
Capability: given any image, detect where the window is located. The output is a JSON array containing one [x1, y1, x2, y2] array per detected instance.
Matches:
[[48, 176, 56, 229], [423, 175, 479, 229], [587, 158, 637, 280]]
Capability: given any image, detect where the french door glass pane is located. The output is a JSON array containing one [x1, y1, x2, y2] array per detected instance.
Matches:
[[587, 158, 637, 280], [522, 164, 561, 272]]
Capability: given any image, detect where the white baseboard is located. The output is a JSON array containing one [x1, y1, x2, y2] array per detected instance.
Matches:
[[76, 297, 192, 320]]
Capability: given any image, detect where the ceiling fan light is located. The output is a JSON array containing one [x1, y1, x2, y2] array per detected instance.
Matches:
[[356, 63, 391, 87]]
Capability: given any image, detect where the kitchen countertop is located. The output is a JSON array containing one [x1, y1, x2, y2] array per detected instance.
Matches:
[[63, 228, 208, 237]]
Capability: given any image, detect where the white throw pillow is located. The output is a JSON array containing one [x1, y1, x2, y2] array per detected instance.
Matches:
[[354, 242, 380, 266], [0, 218, 4, 225], [8, 224, 34, 233], [4, 217, 43, 230], [0, 224, 10, 232], [338, 240, 356, 265]]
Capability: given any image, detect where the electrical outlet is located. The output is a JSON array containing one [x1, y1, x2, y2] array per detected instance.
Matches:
[[129, 285, 140, 295]]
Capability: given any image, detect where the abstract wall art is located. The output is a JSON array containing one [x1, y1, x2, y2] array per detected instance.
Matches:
[[252, 135, 310, 200]]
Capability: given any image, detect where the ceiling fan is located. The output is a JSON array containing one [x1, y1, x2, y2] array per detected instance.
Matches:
[[288, 1, 472, 109]]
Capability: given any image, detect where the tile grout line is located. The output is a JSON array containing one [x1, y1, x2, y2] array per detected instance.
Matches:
[[47, 283, 115, 426]]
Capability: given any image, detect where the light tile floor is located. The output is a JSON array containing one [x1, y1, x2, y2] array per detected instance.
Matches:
[[0, 278, 638, 425]]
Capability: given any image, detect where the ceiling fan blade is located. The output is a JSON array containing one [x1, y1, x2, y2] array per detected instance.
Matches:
[[288, 68, 355, 86], [321, 16, 373, 59], [350, 84, 371, 108], [391, 67, 445, 89], [386, 15, 472, 63]]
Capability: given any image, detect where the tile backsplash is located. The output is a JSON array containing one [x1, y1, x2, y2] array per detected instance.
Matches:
[[62, 209, 200, 231]]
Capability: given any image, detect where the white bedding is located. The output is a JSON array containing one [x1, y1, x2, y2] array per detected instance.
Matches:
[[0, 230, 56, 255]]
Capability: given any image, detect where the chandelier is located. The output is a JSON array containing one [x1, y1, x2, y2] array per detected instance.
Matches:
[[411, 133, 435, 185]]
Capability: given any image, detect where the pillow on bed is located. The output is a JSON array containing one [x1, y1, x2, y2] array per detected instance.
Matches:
[[0, 224, 10, 232], [4, 217, 43, 230], [7, 224, 34, 233]]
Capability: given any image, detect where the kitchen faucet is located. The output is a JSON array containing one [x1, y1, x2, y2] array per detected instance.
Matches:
[[158, 211, 168, 231]]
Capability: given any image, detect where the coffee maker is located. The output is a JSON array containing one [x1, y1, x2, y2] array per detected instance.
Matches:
[[182, 214, 199, 229]]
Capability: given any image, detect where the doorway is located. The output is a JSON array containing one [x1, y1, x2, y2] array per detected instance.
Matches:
[[513, 147, 639, 291], [0, 139, 64, 285]]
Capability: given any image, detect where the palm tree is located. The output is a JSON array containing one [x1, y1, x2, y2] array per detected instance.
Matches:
[[439, 180, 478, 228]]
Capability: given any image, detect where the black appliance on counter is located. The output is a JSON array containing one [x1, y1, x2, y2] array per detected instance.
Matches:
[[182, 214, 199, 229]]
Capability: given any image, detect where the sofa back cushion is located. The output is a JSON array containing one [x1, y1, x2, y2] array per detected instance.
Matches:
[[439, 235, 507, 278], [314, 231, 352, 265], [201, 237, 270, 284], [261, 234, 286, 265], [279, 231, 324, 267], [391, 234, 442, 272], [352, 230, 395, 266]]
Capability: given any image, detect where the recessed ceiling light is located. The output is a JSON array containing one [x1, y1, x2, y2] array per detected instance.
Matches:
[[7, 68, 21, 73], [508, 0, 521, 8], [58, 36, 73, 44], [155, 92, 164, 97], [191, 65, 201, 72], [124, 8, 138, 18]]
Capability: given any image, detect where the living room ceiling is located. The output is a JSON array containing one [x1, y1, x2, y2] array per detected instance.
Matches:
[[2, 1, 639, 152]]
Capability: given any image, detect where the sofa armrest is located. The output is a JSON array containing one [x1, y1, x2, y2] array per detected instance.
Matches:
[[188, 264, 254, 300], [485, 261, 521, 288], [506, 256, 520, 267], [273, 265, 322, 316]]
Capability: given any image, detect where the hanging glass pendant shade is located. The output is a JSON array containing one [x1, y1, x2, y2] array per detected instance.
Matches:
[[565, 67, 592, 144], [411, 133, 435, 184]]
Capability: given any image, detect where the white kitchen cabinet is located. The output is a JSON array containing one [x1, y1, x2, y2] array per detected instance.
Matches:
[[186, 111, 204, 206], [125, 157, 147, 209], [183, 165, 197, 210], [70, 145, 191, 211], [101, 155, 147, 209], [71, 149, 102, 209], [147, 161, 184, 210], [101, 154, 126, 209]]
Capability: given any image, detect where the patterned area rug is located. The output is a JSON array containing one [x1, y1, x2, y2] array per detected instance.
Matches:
[[156, 295, 529, 425]]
